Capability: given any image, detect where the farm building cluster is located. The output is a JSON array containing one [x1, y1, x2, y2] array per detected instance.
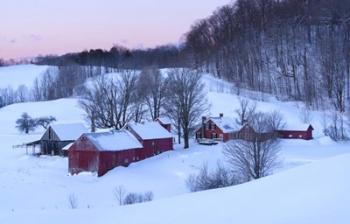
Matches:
[[24, 113, 313, 176], [195, 113, 313, 143], [26, 119, 173, 176]]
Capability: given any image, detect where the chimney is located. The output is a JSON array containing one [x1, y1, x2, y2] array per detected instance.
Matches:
[[201, 116, 207, 139], [219, 113, 223, 118]]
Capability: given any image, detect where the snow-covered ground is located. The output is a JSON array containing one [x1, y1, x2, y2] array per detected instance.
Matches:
[[1, 153, 349, 224], [0, 64, 53, 89], [0, 66, 349, 223]]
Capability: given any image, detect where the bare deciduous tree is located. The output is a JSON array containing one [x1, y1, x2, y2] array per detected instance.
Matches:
[[235, 98, 256, 126], [16, 113, 36, 134], [79, 71, 138, 130], [114, 185, 126, 206], [224, 113, 281, 180], [224, 138, 280, 181], [137, 67, 167, 120], [164, 69, 207, 149]]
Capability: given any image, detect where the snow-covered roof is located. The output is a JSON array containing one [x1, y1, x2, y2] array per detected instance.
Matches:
[[84, 130, 143, 151], [156, 117, 172, 125], [50, 123, 88, 141], [282, 123, 313, 131], [62, 142, 74, 151], [128, 122, 173, 140], [209, 117, 238, 133]]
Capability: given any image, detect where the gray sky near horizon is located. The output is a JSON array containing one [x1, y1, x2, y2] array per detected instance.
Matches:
[[0, 0, 231, 59]]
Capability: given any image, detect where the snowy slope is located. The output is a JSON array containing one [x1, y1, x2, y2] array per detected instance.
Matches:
[[0, 64, 54, 89], [0, 98, 86, 134], [1, 153, 349, 224], [0, 68, 349, 223]]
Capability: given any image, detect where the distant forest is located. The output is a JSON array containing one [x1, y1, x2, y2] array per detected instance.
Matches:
[[1, 0, 350, 142]]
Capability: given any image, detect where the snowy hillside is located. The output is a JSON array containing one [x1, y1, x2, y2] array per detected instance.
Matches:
[[0, 64, 53, 89], [0, 68, 349, 223]]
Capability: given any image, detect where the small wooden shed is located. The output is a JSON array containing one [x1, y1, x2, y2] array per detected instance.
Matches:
[[277, 124, 314, 140], [69, 130, 143, 176], [29, 123, 88, 156]]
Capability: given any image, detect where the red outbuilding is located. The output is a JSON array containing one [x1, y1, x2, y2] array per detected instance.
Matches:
[[195, 113, 237, 142], [277, 124, 314, 140], [68, 130, 143, 177], [126, 122, 173, 157]]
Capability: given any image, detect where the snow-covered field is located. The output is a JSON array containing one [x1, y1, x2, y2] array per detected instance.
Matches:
[[0, 65, 349, 223], [0, 64, 53, 89]]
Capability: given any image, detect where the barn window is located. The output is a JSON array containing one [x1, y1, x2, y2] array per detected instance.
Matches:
[[289, 134, 293, 138], [152, 141, 155, 146], [124, 158, 129, 164], [299, 135, 303, 138], [133, 156, 136, 161], [136, 156, 139, 161]]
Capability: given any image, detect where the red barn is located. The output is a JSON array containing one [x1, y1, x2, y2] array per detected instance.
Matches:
[[277, 124, 314, 140], [68, 130, 143, 177], [126, 122, 173, 157], [155, 117, 172, 132], [195, 114, 237, 142]]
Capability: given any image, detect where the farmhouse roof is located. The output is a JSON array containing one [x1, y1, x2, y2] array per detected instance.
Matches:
[[50, 123, 88, 141], [209, 117, 238, 133], [84, 130, 143, 151]]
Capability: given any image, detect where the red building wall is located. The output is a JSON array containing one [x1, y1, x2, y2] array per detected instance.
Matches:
[[278, 130, 313, 140], [69, 136, 100, 175], [98, 149, 140, 176], [138, 138, 173, 159]]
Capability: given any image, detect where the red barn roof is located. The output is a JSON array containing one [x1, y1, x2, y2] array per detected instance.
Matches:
[[127, 122, 173, 140]]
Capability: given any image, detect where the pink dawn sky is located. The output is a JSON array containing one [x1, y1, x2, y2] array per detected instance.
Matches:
[[0, 0, 231, 60]]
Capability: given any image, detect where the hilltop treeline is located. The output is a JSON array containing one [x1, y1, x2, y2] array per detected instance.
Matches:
[[35, 44, 189, 69], [35, 0, 350, 111]]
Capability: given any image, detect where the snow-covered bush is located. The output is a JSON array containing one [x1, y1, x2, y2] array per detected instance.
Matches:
[[123, 191, 154, 205], [68, 193, 78, 209], [114, 186, 154, 206], [324, 112, 349, 141], [186, 163, 239, 192]]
